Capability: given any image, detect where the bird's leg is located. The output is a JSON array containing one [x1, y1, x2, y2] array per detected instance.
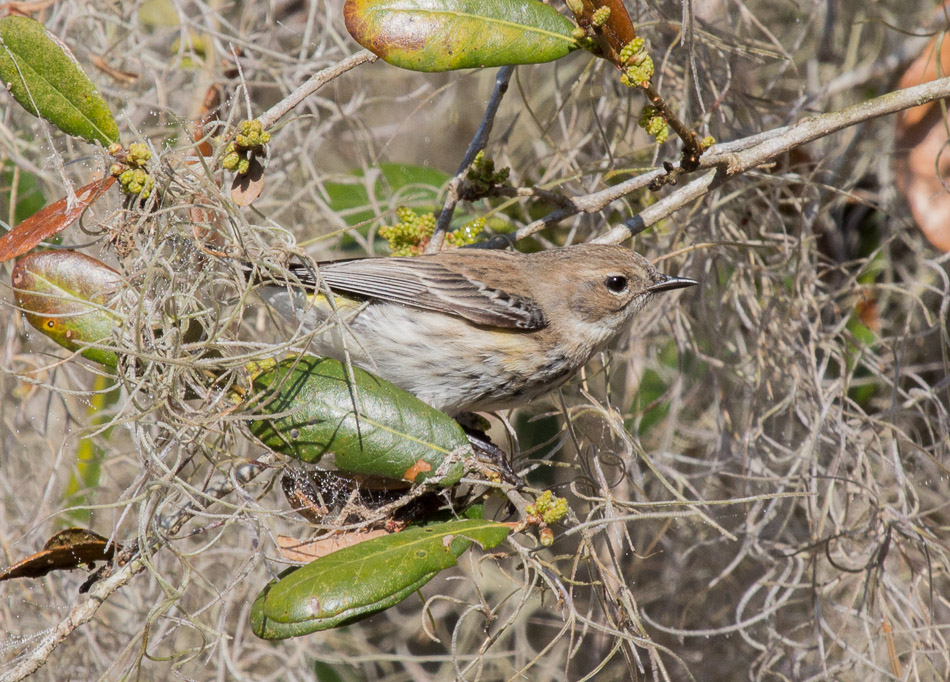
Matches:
[[456, 413, 522, 487]]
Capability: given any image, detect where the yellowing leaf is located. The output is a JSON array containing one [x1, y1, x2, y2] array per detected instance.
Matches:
[[344, 0, 578, 72]]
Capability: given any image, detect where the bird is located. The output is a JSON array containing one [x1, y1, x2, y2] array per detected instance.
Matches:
[[249, 243, 696, 415]]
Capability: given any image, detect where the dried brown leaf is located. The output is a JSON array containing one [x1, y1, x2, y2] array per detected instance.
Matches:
[[275, 530, 393, 564]]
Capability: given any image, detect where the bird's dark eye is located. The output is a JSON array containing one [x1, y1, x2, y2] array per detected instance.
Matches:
[[604, 275, 628, 294]]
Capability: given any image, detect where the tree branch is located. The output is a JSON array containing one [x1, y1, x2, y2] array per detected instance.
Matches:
[[259, 50, 378, 130], [0, 461, 268, 682], [427, 66, 515, 253], [477, 76, 950, 248]]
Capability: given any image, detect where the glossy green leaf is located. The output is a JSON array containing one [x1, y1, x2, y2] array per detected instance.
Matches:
[[250, 518, 511, 638], [0, 16, 119, 145], [249, 356, 468, 485], [344, 0, 578, 72], [12, 250, 122, 367], [326, 163, 450, 229]]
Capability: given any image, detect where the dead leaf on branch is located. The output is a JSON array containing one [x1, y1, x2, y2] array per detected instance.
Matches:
[[894, 34, 950, 252]]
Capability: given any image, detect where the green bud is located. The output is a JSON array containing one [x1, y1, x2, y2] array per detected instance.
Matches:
[[619, 37, 647, 65], [565, 0, 585, 15], [127, 142, 151, 167], [223, 152, 240, 171], [446, 218, 485, 247], [591, 7, 610, 26], [638, 106, 658, 128], [638, 106, 669, 143], [233, 120, 270, 152], [526, 491, 569, 525], [539, 527, 554, 546]]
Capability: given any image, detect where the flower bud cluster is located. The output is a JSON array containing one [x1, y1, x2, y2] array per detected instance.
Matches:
[[223, 120, 271, 175], [618, 38, 654, 87], [638, 105, 669, 143], [110, 142, 155, 198], [570, 26, 598, 51], [463, 151, 510, 199], [446, 218, 485, 248], [591, 6, 610, 26], [379, 207, 484, 256], [526, 490, 568, 525], [523, 490, 568, 547]]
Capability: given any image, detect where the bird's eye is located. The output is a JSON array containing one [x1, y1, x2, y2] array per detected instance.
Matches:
[[604, 275, 628, 294]]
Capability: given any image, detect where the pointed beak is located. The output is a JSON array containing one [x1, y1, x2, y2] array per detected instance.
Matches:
[[648, 274, 698, 293]]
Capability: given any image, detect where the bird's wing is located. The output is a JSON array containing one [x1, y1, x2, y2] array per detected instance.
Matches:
[[285, 257, 546, 330]]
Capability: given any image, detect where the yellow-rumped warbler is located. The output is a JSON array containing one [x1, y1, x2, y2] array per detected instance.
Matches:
[[251, 244, 695, 414]]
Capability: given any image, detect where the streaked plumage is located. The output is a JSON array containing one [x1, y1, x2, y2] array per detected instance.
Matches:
[[253, 244, 695, 414]]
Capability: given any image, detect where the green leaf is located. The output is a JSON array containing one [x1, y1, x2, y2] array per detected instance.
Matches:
[[326, 163, 450, 229], [64, 373, 120, 524], [0, 16, 120, 145], [12, 250, 122, 367], [248, 355, 468, 485], [344, 0, 578, 72], [250, 518, 511, 638], [326, 163, 451, 252], [1, 167, 46, 225], [138, 0, 182, 27]]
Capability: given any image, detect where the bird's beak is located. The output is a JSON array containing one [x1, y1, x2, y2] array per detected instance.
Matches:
[[648, 274, 698, 293]]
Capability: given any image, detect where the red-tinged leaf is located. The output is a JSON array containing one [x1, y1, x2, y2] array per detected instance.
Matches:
[[12, 249, 123, 367], [0, 528, 120, 581], [0, 176, 115, 263]]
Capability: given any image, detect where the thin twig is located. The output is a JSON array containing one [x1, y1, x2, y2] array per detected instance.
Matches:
[[258, 50, 378, 130], [0, 557, 139, 682], [427, 66, 515, 254], [0, 462, 266, 682], [640, 82, 704, 173]]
